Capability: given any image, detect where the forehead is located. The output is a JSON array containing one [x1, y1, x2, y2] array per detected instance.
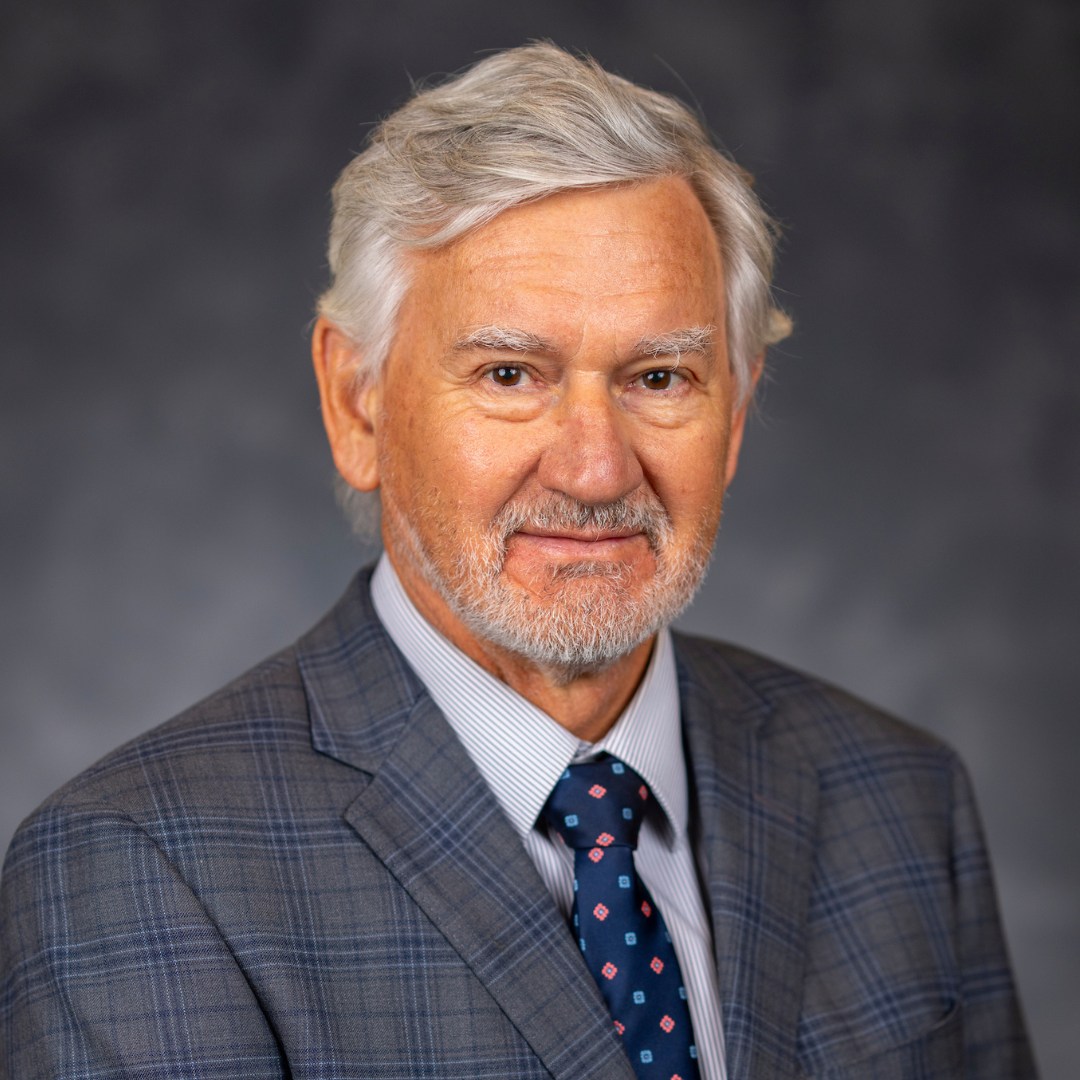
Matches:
[[399, 177, 725, 347]]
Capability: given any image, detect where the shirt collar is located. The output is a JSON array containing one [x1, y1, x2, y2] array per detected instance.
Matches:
[[370, 554, 688, 844]]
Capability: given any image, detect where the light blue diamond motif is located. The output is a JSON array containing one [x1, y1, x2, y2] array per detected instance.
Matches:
[[564, 814, 579, 827], [690, 1045, 698, 1059], [622, 807, 633, 820], [573, 913, 579, 927], [633, 990, 646, 1004], [611, 762, 625, 774], [640, 1050, 653, 1064], [573, 878, 579, 892], [618, 875, 631, 889], [579, 938, 587, 951], [624, 932, 637, 946], [678, 986, 687, 1000], [561, 769, 571, 780]]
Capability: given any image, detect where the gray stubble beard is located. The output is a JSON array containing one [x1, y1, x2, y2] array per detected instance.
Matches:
[[382, 488, 717, 682]]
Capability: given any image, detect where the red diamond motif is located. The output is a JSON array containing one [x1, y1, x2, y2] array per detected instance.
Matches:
[[601, 961, 618, 980], [613, 1020, 625, 1035], [660, 1015, 675, 1033], [650, 956, 664, 974], [593, 903, 609, 921], [641, 900, 652, 917], [672, 1075, 684, 1080], [588, 847, 604, 863], [639, 784, 648, 800], [589, 784, 607, 799], [596, 832, 615, 847]]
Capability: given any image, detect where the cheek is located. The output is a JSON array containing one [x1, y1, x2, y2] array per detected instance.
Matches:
[[393, 405, 542, 518], [439, 416, 504, 474], [454, 419, 545, 513], [642, 426, 731, 513]]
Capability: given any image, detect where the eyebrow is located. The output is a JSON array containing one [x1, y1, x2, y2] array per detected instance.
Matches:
[[454, 326, 553, 353], [453, 323, 717, 362], [635, 325, 717, 362]]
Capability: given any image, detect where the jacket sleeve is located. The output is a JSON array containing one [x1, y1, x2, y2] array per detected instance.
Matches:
[[0, 797, 284, 1079], [948, 752, 1038, 1077]]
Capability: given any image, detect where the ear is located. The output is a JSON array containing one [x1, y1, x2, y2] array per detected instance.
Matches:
[[311, 316, 382, 492], [723, 354, 764, 487]]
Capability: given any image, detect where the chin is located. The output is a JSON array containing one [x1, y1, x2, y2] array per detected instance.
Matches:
[[384, 488, 716, 676], [449, 555, 707, 678]]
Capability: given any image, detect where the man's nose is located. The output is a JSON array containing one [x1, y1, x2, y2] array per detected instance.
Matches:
[[536, 383, 644, 504]]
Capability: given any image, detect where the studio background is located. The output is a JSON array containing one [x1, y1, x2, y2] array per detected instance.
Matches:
[[2, 2, 1076, 1074]]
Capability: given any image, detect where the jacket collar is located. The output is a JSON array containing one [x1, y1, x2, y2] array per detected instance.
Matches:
[[676, 633, 819, 1080], [296, 569, 637, 1080], [296, 571, 818, 1080]]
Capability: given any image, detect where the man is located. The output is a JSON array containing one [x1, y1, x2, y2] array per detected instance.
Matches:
[[0, 43, 1034, 1079]]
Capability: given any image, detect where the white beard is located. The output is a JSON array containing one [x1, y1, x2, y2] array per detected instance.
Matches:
[[383, 489, 716, 680]]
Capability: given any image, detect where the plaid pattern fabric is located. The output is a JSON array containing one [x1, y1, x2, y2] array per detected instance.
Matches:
[[675, 635, 1036, 1079], [0, 569, 1035, 1078]]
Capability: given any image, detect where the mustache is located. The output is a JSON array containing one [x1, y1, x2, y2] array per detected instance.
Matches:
[[492, 492, 672, 552]]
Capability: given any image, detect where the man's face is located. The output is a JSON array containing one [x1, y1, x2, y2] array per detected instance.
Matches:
[[358, 177, 752, 676]]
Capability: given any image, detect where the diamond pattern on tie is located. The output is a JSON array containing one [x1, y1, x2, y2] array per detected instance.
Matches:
[[542, 755, 700, 1080]]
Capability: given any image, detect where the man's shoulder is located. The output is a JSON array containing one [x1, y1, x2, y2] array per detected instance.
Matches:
[[672, 630, 954, 766], [21, 645, 312, 829], [13, 570, 392, 839]]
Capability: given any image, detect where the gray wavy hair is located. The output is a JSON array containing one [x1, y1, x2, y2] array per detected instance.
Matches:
[[317, 42, 789, 402]]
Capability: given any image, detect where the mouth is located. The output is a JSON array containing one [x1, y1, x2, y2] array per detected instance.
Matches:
[[492, 493, 671, 562], [517, 526, 641, 543], [507, 528, 649, 560]]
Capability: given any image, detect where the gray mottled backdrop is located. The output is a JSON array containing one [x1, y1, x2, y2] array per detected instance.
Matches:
[[2, 1, 1077, 1074]]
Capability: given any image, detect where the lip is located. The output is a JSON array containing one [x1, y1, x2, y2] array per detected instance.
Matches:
[[508, 529, 648, 558], [516, 527, 641, 543]]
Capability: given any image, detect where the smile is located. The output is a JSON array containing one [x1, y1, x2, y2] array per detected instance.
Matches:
[[508, 530, 650, 559]]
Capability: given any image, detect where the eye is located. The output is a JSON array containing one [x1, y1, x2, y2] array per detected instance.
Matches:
[[638, 368, 680, 391], [488, 365, 525, 387]]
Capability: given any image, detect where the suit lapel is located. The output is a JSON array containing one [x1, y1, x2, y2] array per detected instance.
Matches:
[[297, 572, 635, 1080], [677, 637, 819, 1080]]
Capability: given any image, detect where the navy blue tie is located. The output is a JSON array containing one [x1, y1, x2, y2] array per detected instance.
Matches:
[[542, 755, 700, 1080]]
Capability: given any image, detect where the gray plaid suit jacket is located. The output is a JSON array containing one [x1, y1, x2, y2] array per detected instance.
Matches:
[[1, 569, 1035, 1078]]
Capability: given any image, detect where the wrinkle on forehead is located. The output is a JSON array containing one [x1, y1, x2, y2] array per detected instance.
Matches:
[[419, 177, 720, 282], [390, 177, 727, 370]]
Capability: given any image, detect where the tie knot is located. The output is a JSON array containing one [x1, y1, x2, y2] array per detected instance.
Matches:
[[541, 755, 651, 852]]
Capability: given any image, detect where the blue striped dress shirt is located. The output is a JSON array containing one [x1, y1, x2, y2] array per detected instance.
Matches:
[[371, 555, 726, 1079]]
